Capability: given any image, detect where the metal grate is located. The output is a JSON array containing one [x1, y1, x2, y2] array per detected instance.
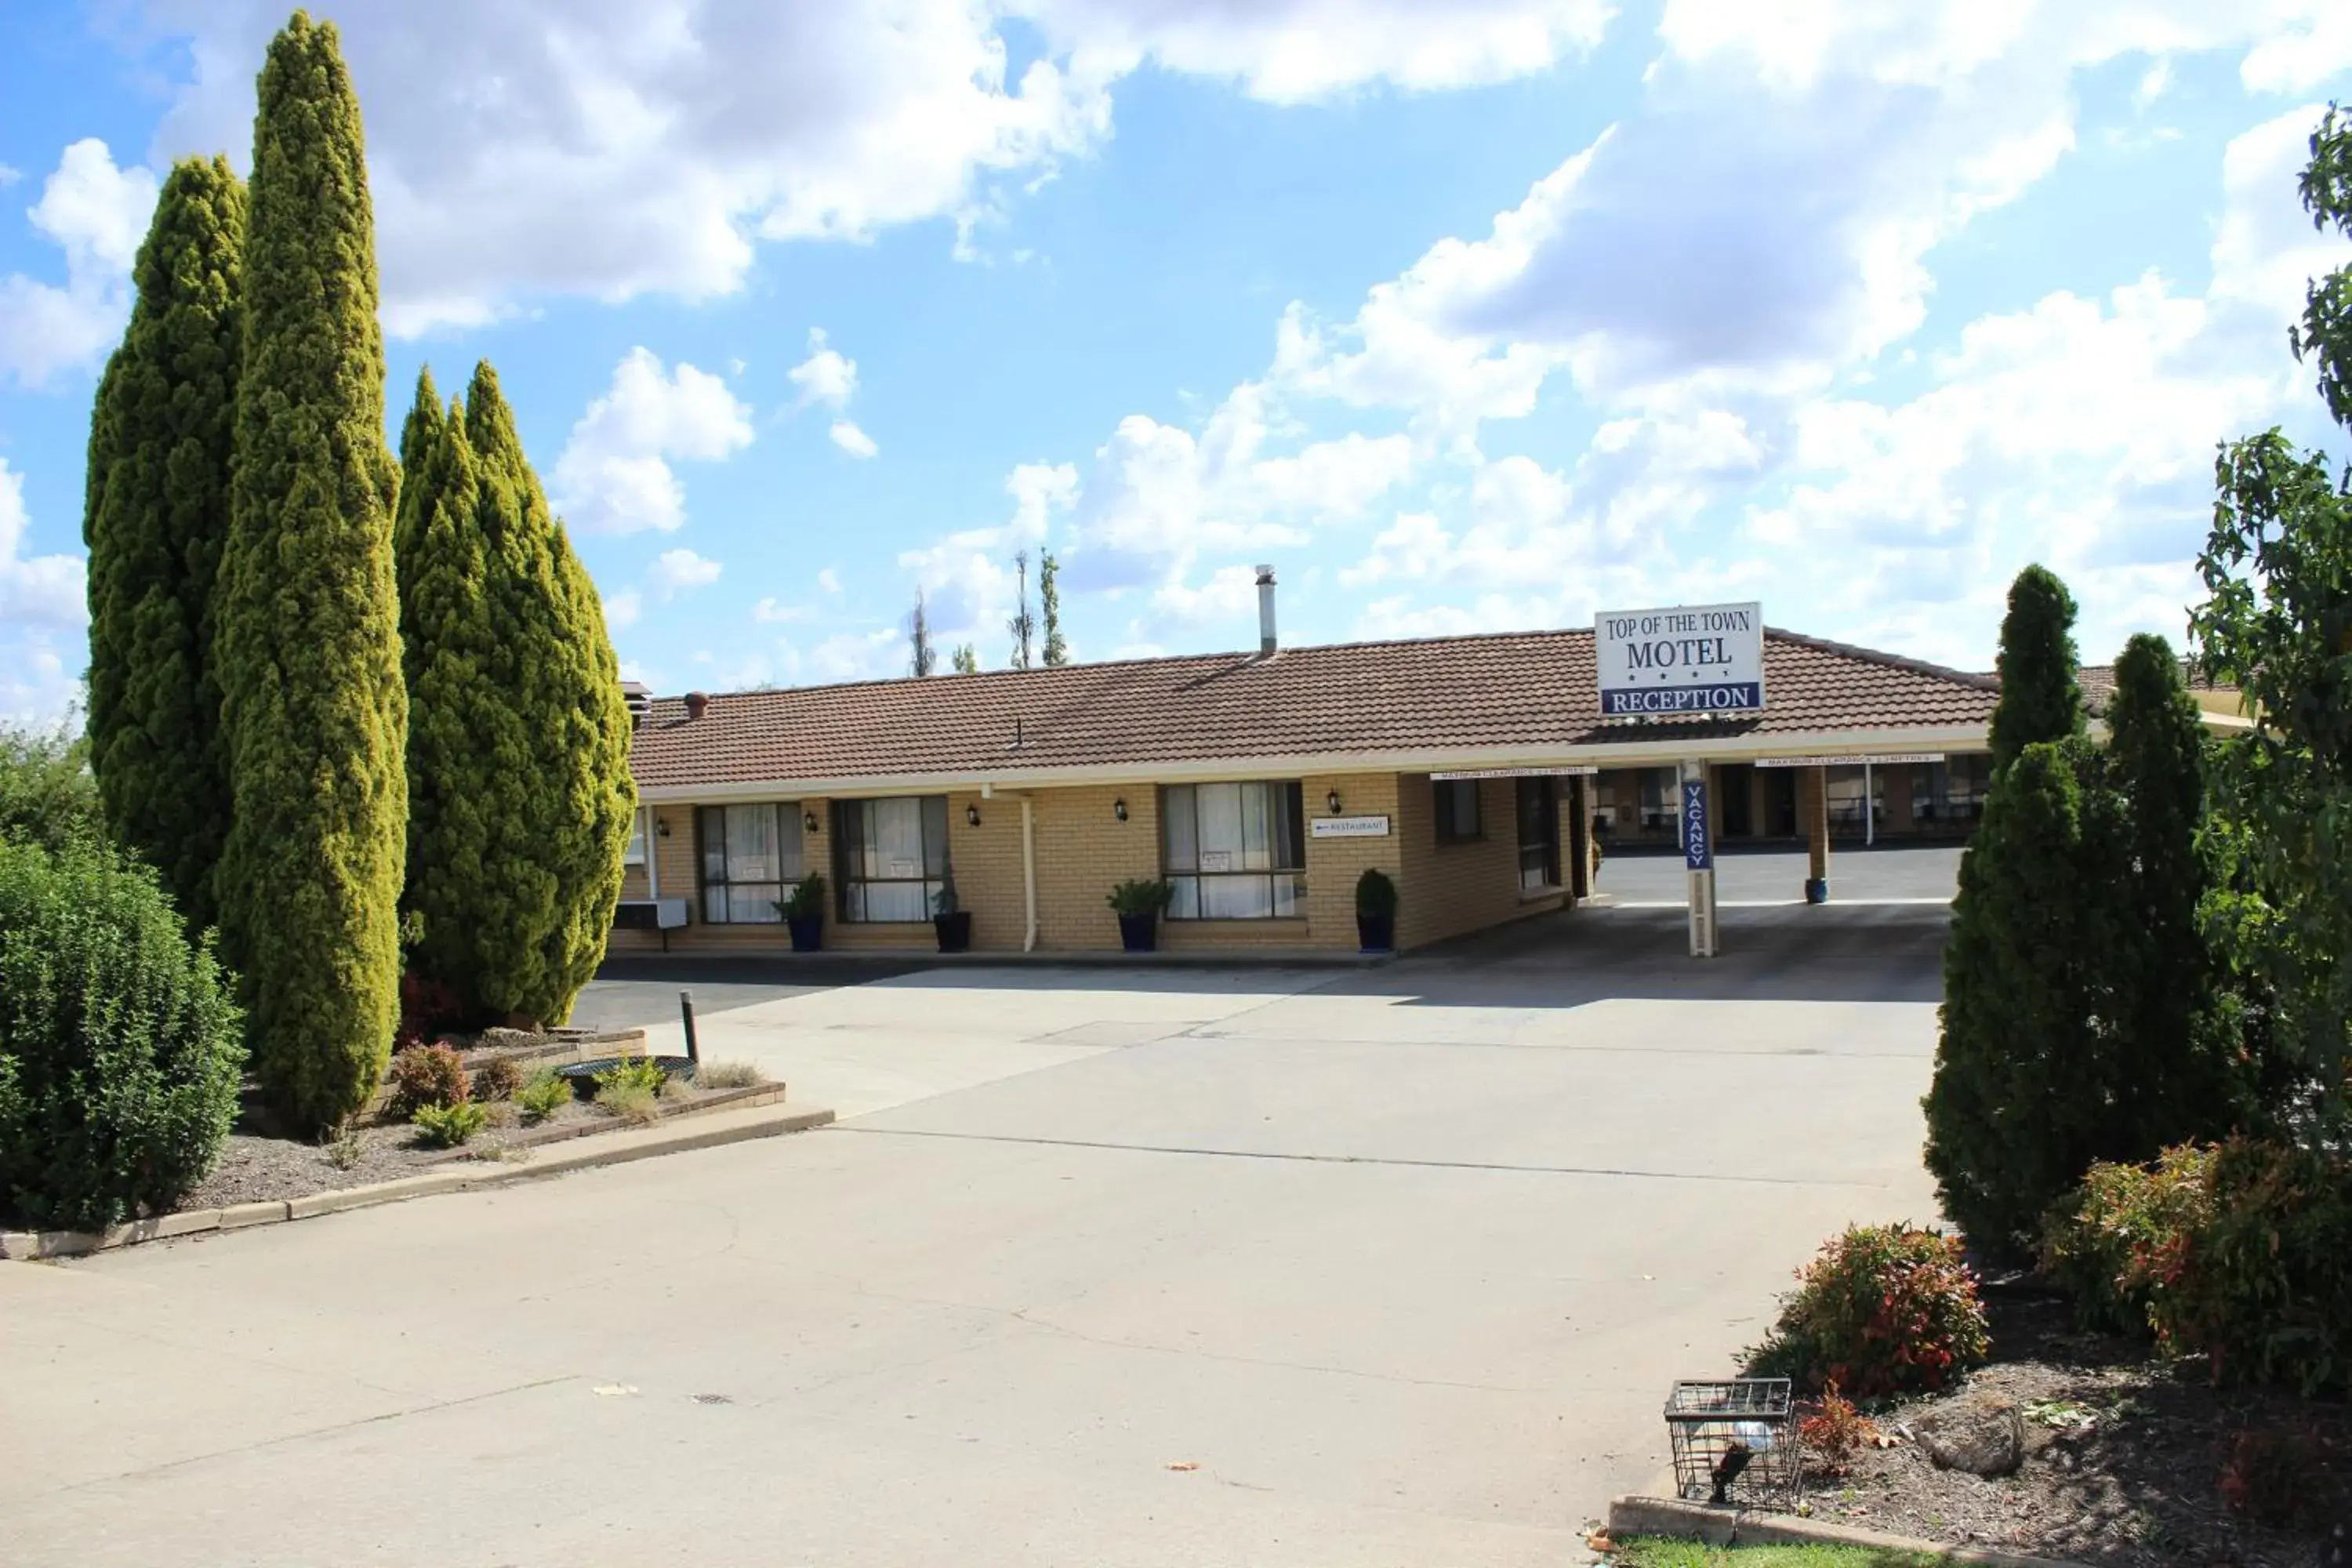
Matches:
[[1664, 1378, 1800, 1509]]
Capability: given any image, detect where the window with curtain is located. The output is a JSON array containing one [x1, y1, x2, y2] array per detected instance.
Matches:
[[1434, 779, 1483, 844], [1160, 782, 1305, 920], [1515, 776, 1559, 891], [696, 804, 801, 923], [623, 808, 648, 867], [835, 797, 949, 922]]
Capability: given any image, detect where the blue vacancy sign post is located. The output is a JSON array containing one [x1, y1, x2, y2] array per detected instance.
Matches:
[[1681, 768, 1719, 957]]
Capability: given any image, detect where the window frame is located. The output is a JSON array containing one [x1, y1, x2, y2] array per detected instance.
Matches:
[[695, 802, 803, 924], [1159, 781, 1307, 921], [1434, 778, 1485, 845], [1515, 775, 1560, 891], [623, 806, 648, 868], [833, 796, 950, 924]]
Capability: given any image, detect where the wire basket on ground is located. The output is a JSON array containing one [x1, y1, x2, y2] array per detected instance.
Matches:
[[1664, 1377, 1799, 1509]]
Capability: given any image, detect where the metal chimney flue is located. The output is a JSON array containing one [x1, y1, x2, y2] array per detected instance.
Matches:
[[1255, 564, 1277, 655]]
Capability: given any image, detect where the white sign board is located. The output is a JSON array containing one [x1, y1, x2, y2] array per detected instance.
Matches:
[[1429, 766, 1598, 781], [1756, 753, 1944, 768], [1595, 601, 1765, 717], [1309, 815, 1392, 839]]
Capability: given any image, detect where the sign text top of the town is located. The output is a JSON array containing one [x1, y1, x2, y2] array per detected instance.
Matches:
[[1593, 601, 1766, 717]]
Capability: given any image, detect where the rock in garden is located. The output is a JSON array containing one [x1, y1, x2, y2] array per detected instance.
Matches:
[[1913, 1397, 2026, 1478]]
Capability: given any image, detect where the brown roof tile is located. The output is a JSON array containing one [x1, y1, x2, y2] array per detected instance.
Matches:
[[628, 627, 1998, 793]]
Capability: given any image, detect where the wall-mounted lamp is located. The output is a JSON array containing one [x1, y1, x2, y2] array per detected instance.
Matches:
[[1112, 797, 1128, 822], [803, 810, 821, 834], [966, 804, 982, 827], [655, 814, 671, 838], [1326, 789, 1343, 815]]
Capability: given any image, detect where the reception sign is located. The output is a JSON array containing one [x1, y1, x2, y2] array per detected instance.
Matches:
[[1595, 602, 1765, 717]]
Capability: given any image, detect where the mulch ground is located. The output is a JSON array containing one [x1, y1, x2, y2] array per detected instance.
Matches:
[[1802, 1283, 2350, 1568]]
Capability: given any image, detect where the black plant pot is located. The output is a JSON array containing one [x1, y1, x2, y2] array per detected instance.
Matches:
[[1116, 912, 1158, 953], [787, 913, 824, 952], [1356, 913, 1395, 953], [934, 910, 972, 953]]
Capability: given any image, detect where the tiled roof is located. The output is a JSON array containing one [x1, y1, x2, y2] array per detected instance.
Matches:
[[2075, 659, 2235, 712], [628, 627, 1999, 793]]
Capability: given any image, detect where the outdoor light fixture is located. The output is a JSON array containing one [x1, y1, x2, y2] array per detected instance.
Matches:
[[655, 815, 671, 838], [1113, 797, 1128, 822], [1327, 789, 1342, 814], [803, 810, 820, 834], [966, 804, 982, 827]]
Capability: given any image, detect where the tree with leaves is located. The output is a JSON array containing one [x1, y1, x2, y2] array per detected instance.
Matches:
[[952, 643, 979, 675], [396, 363, 633, 1029], [909, 590, 937, 677], [82, 155, 245, 930], [1988, 564, 2085, 770], [1007, 549, 1036, 670], [212, 12, 406, 1131], [1040, 549, 1069, 667], [2190, 102, 2352, 1142]]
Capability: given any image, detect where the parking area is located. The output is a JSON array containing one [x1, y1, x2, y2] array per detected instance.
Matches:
[[2, 902, 1951, 1568], [1596, 842, 1962, 906]]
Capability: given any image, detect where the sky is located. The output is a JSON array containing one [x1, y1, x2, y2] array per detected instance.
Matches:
[[2, 0, 2350, 720]]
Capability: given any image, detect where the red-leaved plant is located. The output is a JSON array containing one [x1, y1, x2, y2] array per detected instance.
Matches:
[[1744, 1223, 1991, 1399]]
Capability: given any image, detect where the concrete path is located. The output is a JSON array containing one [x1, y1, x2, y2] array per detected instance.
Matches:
[[1, 903, 1950, 1568], [1598, 842, 1963, 905]]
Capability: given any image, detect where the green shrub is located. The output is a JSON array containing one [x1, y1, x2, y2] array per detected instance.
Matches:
[[594, 1080, 659, 1123], [2177, 1139, 2352, 1396], [514, 1068, 571, 1123], [1106, 877, 1173, 916], [781, 873, 826, 920], [1354, 867, 1399, 918], [0, 839, 245, 1229], [1743, 1223, 1990, 1399], [594, 1054, 666, 1095], [410, 1099, 488, 1148], [2042, 1143, 2217, 1339], [0, 722, 105, 855], [385, 1043, 470, 1117], [473, 1056, 524, 1101]]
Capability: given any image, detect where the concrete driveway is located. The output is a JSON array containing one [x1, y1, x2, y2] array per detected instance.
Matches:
[[1596, 841, 1962, 906], [1, 904, 1949, 1568]]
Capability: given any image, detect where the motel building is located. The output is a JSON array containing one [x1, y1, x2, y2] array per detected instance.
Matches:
[[610, 586, 2236, 959]]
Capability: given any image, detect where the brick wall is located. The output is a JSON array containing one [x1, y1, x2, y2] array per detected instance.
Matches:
[[1396, 773, 1564, 950]]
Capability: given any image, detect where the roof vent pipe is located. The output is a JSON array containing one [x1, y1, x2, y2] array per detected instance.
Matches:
[[684, 691, 710, 721], [1255, 564, 1277, 655]]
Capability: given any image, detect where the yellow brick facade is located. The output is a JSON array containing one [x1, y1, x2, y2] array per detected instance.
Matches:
[[610, 768, 1566, 956]]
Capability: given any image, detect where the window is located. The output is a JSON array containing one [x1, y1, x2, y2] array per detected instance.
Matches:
[[624, 808, 648, 868], [696, 804, 801, 923], [835, 797, 949, 922], [1434, 779, 1484, 844], [1913, 754, 1991, 825], [1638, 768, 1677, 833], [1161, 782, 1305, 920], [1515, 776, 1560, 891], [1824, 766, 1882, 830]]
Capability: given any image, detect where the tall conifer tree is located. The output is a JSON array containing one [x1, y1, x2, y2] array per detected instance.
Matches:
[[82, 156, 245, 930], [398, 364, 632, 1025], [212, 13, 406, 1129], [1987, 564, 2085, 771]]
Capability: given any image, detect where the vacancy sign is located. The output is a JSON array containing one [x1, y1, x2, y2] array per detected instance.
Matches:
[[1595, 602, 1765, 717]]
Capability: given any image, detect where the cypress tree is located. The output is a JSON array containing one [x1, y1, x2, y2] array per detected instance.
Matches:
[[1925, 738, 2131, 1257], [212, 13, 406, 1130], [82, 156, 245, 931], [1987, 564, 2085, 771], [2104, 633, 2241, 1149], [399, 363, 633, 1026]]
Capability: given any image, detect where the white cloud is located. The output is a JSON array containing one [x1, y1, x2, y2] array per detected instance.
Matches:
[[816, 567, 843, 596], [650, 547, 723, 596], [602, 587, 641, 630], [552, 347, 753, 534], [751, 595, 808, 623], [0, 458, 86, 628], [0, 140, 158, 387], [1151, 563, 1261, 627], [0, 164, 21, 187], [788, 328, 857, 409], [829, 419, 879, 459], [135, 0, 1613, 334]]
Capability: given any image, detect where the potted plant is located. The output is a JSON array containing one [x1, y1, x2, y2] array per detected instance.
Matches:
[[933, 858, 972, 953], [1106, 877, 1173, 953], [1354, 866, 1399, 952], [778, 873, 827, 952]]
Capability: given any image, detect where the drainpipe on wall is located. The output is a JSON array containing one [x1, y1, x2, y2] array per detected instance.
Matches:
[[983, 782, 1042, 953]]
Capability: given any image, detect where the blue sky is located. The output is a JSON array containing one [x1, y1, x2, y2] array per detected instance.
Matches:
[[3, 1, 2350, 719]]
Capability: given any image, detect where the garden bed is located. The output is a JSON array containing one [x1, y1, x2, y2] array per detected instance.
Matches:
[[180, 1068, 778, 1212], [1786, 1282, 2350, 1568]]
